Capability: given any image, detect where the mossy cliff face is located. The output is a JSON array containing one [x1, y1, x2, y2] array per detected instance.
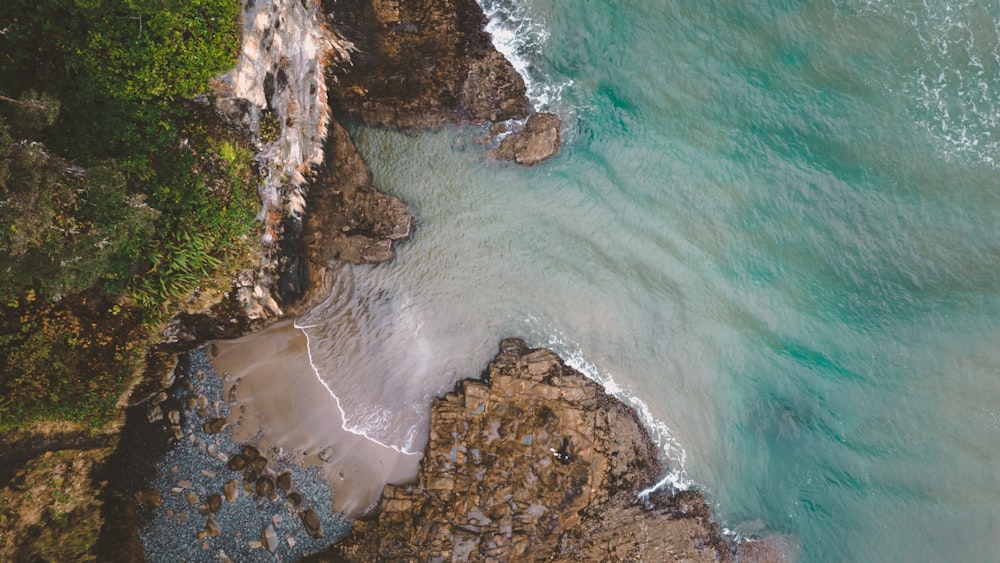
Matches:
[[324, 339, 734, 562]]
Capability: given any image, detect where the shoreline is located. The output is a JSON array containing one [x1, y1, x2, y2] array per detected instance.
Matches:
[[211, 320, 421, 517]]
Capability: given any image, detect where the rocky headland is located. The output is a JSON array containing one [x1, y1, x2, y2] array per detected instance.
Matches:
[[322, 338, 737, 562]]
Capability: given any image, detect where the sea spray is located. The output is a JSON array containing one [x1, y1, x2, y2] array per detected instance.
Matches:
[[478, 0, 572, 110]]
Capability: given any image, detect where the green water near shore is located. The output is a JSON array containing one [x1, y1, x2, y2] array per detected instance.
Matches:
[[303, 0, 1000, 559]]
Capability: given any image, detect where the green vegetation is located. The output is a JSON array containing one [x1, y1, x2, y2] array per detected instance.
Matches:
[[0, 0, 261, 431]]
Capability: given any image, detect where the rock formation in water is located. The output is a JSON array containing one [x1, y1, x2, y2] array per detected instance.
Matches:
[[317, 339, 735, 562], [296, 119, 415, 305], [325, 0, 532, 128], [490, 111, 563, 166]]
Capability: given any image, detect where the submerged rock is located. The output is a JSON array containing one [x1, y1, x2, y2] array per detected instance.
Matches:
[[328, 339, 735, 561]]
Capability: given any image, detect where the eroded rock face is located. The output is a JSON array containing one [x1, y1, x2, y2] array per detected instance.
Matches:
[[297, 119, 414, 304], [325, 0, 531, 128], [328, 338, 734, 562], [490, 112, 562, 166]]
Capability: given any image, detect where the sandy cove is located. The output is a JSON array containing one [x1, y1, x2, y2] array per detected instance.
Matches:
[[211, 320, 420, 517]]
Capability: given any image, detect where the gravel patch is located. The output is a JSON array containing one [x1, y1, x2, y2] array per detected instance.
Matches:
[[136, 348, 350, 562]]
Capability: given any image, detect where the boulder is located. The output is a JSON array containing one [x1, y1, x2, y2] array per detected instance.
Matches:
[[490, 112, 562, 166]]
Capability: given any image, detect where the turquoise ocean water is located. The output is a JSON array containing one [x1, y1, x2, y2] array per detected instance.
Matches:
[[299, 0, 1000, 559]]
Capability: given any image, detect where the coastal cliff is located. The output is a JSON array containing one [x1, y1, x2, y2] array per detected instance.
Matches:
[[320, 339, 736, 562]]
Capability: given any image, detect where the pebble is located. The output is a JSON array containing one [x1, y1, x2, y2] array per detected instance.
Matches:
[[147, 405, 164, 423], [178, 480, 194, 489], [207, 493, 222, 513], [250, 456, 268, 473], [262, 525, 278, 553], [227, 454, 247, 471], [276, 471, 292, 492], [256, 475, 275, 497], [168, 410, 181, 425], [151, 392, 168, 406], [223, 480, 239, 503], [203, 418, 229, 434], [201, 469, 217, 479], [206, 518, 221, 538]]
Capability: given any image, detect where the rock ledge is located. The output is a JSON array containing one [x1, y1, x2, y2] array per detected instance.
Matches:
[[325, 338, 734, 561]]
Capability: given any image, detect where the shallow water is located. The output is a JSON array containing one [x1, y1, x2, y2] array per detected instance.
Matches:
[[300, 0, 1000, 559]]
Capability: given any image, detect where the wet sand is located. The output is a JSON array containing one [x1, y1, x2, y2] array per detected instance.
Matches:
[[211, 320, 421, 517]]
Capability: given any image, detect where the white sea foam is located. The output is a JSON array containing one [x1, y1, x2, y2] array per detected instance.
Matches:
[[295, 318, 423, 456], [478, 0, 571, 110], [898, 0, 1000, 167]]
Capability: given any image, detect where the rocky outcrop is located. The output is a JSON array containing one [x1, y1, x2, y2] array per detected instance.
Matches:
[[490, 112, 562, 166], [325, 0, 531, 128], [327, 338, 734, 561], [310, 120, 413, 266]]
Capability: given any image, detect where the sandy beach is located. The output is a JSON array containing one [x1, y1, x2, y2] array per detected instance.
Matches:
[[211, 320, 422, 517]]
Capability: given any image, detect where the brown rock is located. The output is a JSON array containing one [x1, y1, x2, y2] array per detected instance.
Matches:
[[206, 493, 222, 513], [241, 445, 260, 460], [301, 508, 323, 539], [226, 454, 247, 471], [205, 518, 221, 538], [489, 112, 562, 166], [327, 0, 530, 129], [223, 479, 239, 503], [303, 120, 414, 275], [203, 418, 228, 434], [133, 489, 161, 508], [256, 475, 275, 498], [276, 471, 292, 492], [249, 456, 267, 474], [287, 492, 303, 507], [329, 340, 737, 562]]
